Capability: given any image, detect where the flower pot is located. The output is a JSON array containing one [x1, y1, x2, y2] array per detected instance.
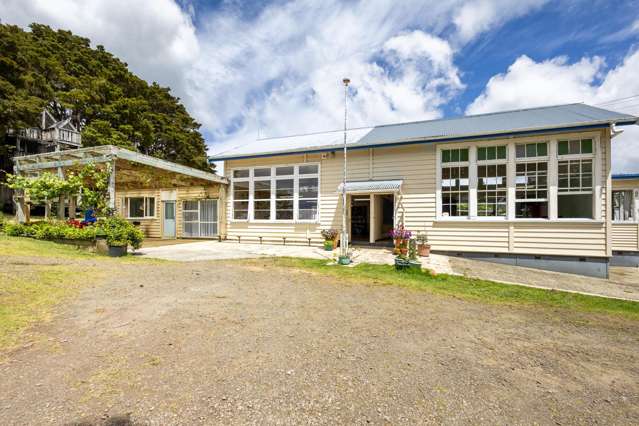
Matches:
[[400, 247, 408, 256], [338, 255, 351, 265], [394, 256, 409, 271], [418, 243, 431, 257], [108, 245, 127, 257], [393, 238, 401, 255], [324, 240, 334, 251]]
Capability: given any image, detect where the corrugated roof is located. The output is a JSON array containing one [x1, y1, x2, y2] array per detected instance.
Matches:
[[337, 180, 403, 193], [209, 103, 638, 161], [612, 173, 639, 180]]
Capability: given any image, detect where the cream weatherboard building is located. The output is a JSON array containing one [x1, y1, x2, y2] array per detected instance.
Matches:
[[210, 103, 638, 278], [611, 174, 639, 266], [13, 145, 227, 239]]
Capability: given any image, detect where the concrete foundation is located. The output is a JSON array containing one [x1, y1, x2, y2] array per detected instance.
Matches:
[[437, 251, 610, 279], [611, 251, 639, 268]]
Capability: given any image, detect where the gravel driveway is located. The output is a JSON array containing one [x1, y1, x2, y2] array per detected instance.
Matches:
[[1, 257, 638, 425]]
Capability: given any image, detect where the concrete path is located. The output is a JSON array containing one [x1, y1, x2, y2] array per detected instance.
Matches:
[[138, 241, 639, 302]]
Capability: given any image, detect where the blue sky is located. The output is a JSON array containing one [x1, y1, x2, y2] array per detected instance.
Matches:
[[2, 0, 639, 171]]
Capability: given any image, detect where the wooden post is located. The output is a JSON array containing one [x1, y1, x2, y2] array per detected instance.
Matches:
[[44, 201, 51, 220], [68, 195, 76, 220], [13, 190, 26, 224], [57, 195, 65, 219], [369, 193, 375, 244], [108, 160, 116, 211]]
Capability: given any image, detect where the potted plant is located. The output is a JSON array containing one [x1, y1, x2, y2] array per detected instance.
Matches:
[[107, 238, 128, 257], [389, 227, 411, 255], [416, 232, 430, 257], [407, 239, 421, 270], [99, 216, 145, 257], [321, 228, 339, 251]]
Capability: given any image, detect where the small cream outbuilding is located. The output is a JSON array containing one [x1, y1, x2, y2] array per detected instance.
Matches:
[[13, 145, 228, 239]]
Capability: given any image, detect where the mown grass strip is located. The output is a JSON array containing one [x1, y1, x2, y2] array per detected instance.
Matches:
[[267, 257, 639, 320]]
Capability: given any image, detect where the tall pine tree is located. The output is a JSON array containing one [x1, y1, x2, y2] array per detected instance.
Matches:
[[0, 23, 211, 171]]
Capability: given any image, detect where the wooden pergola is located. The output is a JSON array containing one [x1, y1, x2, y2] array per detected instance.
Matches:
[[12, 145, 227, 222]]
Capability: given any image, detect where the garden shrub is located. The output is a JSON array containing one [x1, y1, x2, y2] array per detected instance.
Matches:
[[3, 221, 97, 241], [3, 216, 143, 249], [98, 216, 144, 249]]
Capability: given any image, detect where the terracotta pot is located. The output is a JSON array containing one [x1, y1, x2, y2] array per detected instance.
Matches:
[[418, 243, 431, 257], [400, 247, 408, 255]]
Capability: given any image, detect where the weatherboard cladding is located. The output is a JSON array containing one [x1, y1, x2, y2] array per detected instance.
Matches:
[[224, 129, 612, 258], [209, 103, 637, 160]]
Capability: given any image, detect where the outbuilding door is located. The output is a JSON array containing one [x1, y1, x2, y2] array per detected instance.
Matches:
[[182, 199, 218, 238], [163, 201, 176, 238]]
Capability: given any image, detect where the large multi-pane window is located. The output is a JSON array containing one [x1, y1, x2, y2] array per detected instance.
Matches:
[[515, 142, 548, 218], [298, 165, 319, 220], [613, 190, 635, 222], [557, 139, 594, 219], [441, 148, 469, 217], [232, 169, 250, 220], [231, 164, 319, 222], [439, 138, 600, 221], [477, 145, 507, 217], [253, 168, 272, 220]]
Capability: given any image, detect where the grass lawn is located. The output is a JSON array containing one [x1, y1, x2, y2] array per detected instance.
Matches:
[[0, 235, 166, 354], [268, 257, 639, 320]]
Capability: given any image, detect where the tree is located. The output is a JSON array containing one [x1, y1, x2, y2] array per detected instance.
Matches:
[[0, 23, 212, 171]]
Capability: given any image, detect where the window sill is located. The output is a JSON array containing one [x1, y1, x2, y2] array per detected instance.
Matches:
[[612, 220, 639, 224], [230, 220, 320, 225], [435, 218, 604, 224], [126, 217, 157, 220]]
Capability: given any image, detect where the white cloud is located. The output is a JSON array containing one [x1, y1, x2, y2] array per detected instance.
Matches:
[[453, 0, 548, 43], [1, 0, 555, 159], [0, 0, 199, 99], [467, 50, 639, 173], [187, 0, 475, 154]]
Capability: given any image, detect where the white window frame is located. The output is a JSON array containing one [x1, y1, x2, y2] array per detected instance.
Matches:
[[231, 171, 250, 221], [436, 133, 602, 222], [229, 163, 320, 224], [182, 199, 219, 238], [514, 142, 550, 220], [125, 196, 156, 219], [556, 138, 596, 220], [612, 189, 638, 223], [476, 145, 508, 218], [439, 147, 470, 219]]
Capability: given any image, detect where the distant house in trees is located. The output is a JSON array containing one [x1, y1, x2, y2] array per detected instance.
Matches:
[[1, 110, 82, 211]]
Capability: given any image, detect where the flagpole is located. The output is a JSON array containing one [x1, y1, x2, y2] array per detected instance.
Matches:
[[341, 78, 350, 260]]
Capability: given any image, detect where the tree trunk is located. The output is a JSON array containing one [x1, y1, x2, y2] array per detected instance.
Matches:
[[44, 201, 51, 220]]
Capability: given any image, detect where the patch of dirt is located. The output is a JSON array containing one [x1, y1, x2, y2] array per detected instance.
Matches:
[[1, 257, 638, 425]]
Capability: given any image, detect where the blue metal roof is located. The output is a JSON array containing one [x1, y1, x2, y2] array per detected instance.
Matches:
[[209, 103, 638, 161], [612, 173, 639, 180]]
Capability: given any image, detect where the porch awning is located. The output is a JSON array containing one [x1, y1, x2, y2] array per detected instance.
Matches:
[[337, 179, 403, 194]]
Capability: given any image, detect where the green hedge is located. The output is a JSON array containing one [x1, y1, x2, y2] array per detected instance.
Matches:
[[4, 221, 97, 241], [3, 217, 144, 249]]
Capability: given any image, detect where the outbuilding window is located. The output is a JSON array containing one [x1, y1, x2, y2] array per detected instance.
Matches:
[[613, 190, 635, 222], [126, 197, 155, 219]]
